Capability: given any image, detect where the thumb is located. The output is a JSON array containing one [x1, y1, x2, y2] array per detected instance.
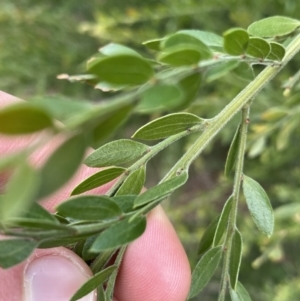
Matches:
[[0, 248, 96, 301], [23, 249, 95, 301]]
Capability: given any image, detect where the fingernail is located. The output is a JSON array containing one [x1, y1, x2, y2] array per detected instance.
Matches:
[[24, 255, 95, 301]]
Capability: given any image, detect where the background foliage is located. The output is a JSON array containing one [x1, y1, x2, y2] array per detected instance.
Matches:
[[1, 1, 300, 300]]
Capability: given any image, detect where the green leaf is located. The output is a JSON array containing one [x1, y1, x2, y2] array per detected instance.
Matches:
[[90, 216, 146, 252], [260, 107, 287, 121], [229, 229, 243, 289], [70, 265, 117, 301], [90, 250, 116, 273], [0, 103, 53, 135], [223, 28, 249, 55], [4, 218, 71, 231], [276, 117, 298, 151], [198, 216, 219, 255], [213, 195, 233, 246], [267, 42, 286, 61], [95, 81, 126, 92], [132, 113, 203, 140], [0, 150, 28, 171], [142, 38, 163, 51], [112, 195, 136, 213], [248, 136, 266, 158], [71, 167, 125, 195], [97, 286, 106, 301], [85, 140, 148, 168], [90, 103, 133, 149], [56, 195, 122, 221], [87, 54, 154, 85], [246, 37, 270, 59], [177, 73, 202, 109], [99, 43, 141, 57], [225, 124, 241, 177], [0, 162, 38, 222], [137, 84, 185, 114], [81, 235, 98, 261], [158, 46, 202, 66], [232, 62, 255, 82], [188, 246, 223, 299], [178, 30, 224, 52], [0, 239, 37, 268], [230, 282, 252, 301], [116, 166, 146, 196], [134, 171, 188, 208], [247, 16, 300, 38], [161, 33, 212, 60], [206, 61, 239, 82], [37, 134, 86, 199], [24, 202, 58, 223], [242, 175, 274, 237], [30, 96, 92, 123]]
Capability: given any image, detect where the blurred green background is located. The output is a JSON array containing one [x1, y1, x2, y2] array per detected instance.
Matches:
[[1, 1, 300, 300]]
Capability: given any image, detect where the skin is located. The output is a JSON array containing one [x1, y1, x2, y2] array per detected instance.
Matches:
[[0, 90, 191, 301]]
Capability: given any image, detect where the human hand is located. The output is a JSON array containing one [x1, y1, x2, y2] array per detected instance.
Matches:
[[0, 90, 191, 301]]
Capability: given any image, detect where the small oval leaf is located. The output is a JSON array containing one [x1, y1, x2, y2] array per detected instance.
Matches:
[[206, 61, 239, 83], [134, 171, 188, 208], [132, 113, 203, 140], [116, 166, 146, 196], [229, 229, 243, 289], [223, 28, 249, 56], [0, 162, 38, 222], [37, 134, 86, 199], [162, 33, 212, 59], [112, 195, 137, 213], [56, 195, 122, 221], [233, 62, 254, 82], [213, 195, 233, 246], [267, 42, 286, 61], [0, 103, 53, 135], [242, 175, 274, 237], [87, 55, 154, 85], [99, 43, 141, 57], [85, 140, 148, 168], [225, 124, 241, 177], [177, 73, 202, 109], [198, 216, 219, 255], [70, 265, 117, 301], [142, 38, 163, 51], [24, 203, 58, 223], [178, 30, 224, 52], [137, 84, 185, 114], [90, 103, 134, 149], [0, 239, 38, 268], [246, 37, 270, 59], [158, 46, 202, 66], [247, 16, 300, 38], [71, 167, 125, 196], [90, 216, 146, 252], [188, 246, 223, 299], [230, 281, 252, 301]]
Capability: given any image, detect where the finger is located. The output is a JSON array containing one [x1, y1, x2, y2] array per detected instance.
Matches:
[[0, 248, 96, 301], [114, 205, 191, 301]]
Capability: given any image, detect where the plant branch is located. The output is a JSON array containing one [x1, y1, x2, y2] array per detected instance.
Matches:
[[218, 104, 250, 301], [162, 33, 300, 182]]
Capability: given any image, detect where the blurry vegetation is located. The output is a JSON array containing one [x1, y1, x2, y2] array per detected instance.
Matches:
[[1, 0, 300, 300]]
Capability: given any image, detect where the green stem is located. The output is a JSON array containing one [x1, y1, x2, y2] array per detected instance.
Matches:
[[105, 245, 127, 300], [162, 34, 300, 181], [218, 105, 250, 301]]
